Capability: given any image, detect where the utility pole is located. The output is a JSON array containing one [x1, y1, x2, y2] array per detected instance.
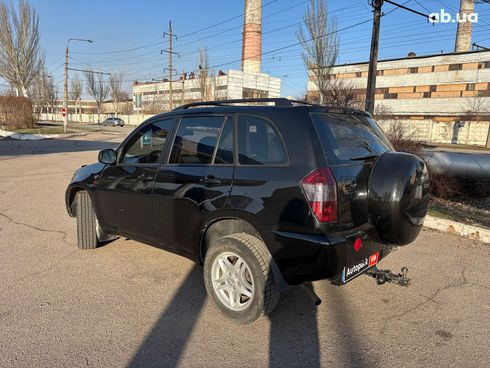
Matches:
[[63, 46, 69, 131], [364, 0, 436, 115], [365, 0, 382, 115], [162, 21, 178, 111], [181, 70, 185, 105], [63, 38, 93, 132]]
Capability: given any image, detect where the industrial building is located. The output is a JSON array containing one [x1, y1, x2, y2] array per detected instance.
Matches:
[[133, 69, 281, 113], [307, 0, 490, 147], [306, 49, 490, 147], [132, 0, 281, 113], [307, 49, 490, 117]]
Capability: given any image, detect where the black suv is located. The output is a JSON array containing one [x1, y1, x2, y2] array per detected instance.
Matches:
[[66, 98, 429, 323]]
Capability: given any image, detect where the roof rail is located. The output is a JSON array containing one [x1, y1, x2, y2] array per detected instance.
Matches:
[[171, 98, 371, 116], [172, 98, 313, 111]]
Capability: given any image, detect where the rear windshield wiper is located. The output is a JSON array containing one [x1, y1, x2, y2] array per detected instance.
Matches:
[[349, 154, 379, 161], [358, 139, 374, 153]]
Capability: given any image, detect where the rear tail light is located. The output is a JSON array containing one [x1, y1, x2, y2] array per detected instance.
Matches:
[[301, 168, 338, 223]]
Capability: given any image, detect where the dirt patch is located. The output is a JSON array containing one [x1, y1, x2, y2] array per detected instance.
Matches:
[[10, 127, 76, 134]]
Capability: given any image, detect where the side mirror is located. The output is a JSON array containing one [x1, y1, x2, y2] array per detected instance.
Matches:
[[98, 149, 117, 165]]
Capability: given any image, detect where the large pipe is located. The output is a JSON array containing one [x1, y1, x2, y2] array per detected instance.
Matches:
[[421, 149, 490, 181]]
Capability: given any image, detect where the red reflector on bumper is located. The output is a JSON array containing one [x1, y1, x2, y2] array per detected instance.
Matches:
[[353, 238, 362, 252], [368, 252, 379, 267]]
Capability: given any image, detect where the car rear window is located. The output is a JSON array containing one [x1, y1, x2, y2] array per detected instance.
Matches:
[[311, 113, 392, 163]]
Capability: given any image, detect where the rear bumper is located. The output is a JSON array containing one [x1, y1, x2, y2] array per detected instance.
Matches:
[[266, 225, 392, 285]]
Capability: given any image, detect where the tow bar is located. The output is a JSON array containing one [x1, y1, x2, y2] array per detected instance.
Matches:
[[366, 266, 411, 287]]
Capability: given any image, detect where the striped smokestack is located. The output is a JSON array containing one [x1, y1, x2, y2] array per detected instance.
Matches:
[[241, 0, 262, 73], [455, 0, 474, 52]]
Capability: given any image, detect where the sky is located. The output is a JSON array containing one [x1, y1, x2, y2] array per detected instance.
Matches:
[[7, 0, 490, 98]]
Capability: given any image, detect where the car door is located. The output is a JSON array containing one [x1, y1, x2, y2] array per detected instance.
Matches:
[[94, 118, 175, 241], [152, 114, 235, 256]]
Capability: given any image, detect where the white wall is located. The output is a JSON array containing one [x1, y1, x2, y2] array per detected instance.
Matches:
[[377, 118, 490, 146], [39, 113, 154, 126]]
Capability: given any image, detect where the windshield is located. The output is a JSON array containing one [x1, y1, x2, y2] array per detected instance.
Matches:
[[311, 113, 392, 163]]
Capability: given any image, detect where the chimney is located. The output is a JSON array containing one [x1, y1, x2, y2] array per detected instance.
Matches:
[[455, 0, 474, 52], [241, 0, 262, 74]]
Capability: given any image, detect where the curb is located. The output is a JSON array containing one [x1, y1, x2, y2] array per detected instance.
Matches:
[[0, 129, 86, 141], [424, 215, 490, 244]]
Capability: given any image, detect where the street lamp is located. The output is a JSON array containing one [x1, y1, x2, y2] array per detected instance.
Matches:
[[63, 38, 93, 132]]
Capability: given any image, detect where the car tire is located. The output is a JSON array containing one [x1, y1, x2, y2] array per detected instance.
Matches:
[[75, 191, 99, 250], [203, 232, 280, 324]]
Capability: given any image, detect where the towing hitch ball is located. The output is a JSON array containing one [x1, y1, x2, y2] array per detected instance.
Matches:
[[367, 266, 411, 287]]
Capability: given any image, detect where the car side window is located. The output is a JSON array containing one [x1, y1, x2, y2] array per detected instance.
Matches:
[[169, 116, 224, 164], [237, 115, 287, 165], [121, 119, 174, 164]]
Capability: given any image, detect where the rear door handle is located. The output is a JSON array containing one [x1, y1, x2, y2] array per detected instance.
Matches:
[[138, 173, 154, 183], [199, 176, 222, 186]]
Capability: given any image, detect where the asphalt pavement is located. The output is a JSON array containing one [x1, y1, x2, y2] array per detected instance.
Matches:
[[0, 132, 489, 368]]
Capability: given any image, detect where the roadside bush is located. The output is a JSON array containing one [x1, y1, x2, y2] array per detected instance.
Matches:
[[384, 120, 423, 156], [0, 96, 34, 129], [459, 178, 490, 198], [430, 174, 463, 200]]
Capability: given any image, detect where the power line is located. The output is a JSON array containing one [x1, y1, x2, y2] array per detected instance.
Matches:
[[69, 0, 350, 66], [413, 0, 431, 14], [69, 0, 280, 56], [147, 17, 373, 81], [67, 67, 110, 75], [45, 55, 64, 69], [94, 17, 372, 84], [70, 2, 370, 71], [176, 1, 359, 51], [71, 37, 164, 55], [383, 0, 436, 21], [121, 14, 463, 83], [179, 0, 280, 39]]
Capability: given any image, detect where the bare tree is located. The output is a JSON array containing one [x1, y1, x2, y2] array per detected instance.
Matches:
[[463, 96, 490, 147], [385, 120, 423, 156], [70, 75, 83, 123], [142, 84, 163, 114], [374, 103, 393, 118], [463, 96, 490, 121], [30, 67, 51, 115], [0, 0, 44, 97], [0, 82, 16, 96], [297, 0, 338, 105], [84, 67, 108, 124], [322, 79, 364, 108], [109, 71, 124, 117]]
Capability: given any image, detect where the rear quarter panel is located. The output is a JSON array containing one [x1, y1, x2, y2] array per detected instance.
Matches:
[[227, 108, 332, 282]]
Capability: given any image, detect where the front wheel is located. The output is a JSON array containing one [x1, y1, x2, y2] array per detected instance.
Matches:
[[203, 233, 280, 324], [75, 191, 117, 249], [75, 191, 98, 250]]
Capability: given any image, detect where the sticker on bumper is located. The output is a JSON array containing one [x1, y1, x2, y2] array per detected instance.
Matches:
[[341, 252, 379, 283]]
